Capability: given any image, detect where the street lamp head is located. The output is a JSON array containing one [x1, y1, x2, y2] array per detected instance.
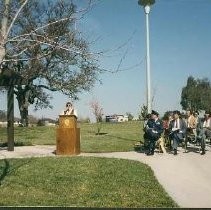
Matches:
[[138, 0, 155, 7], [138, 0, 155, 14], [144, 5, 150, 14]]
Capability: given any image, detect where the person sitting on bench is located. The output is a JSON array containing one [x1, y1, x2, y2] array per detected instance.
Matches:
[[186, 109, 197, 143], [144, 110, 163, 156], [200, 111, 211, 155], [169, 110, 187, 155]]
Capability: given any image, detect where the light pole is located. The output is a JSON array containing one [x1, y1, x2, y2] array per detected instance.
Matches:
[[138, 0, 155, 114]]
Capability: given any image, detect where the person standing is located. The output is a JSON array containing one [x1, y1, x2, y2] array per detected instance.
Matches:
[[169, 110, 187, 155], [60, 102, 78, 117]]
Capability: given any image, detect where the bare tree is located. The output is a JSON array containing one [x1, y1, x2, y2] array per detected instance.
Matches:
[[90, 99, 103, 135], [0, 0, 143, 126], [139, 104, 148, 120], [0, 0, 95, 65], [0, 0, 101, 125]]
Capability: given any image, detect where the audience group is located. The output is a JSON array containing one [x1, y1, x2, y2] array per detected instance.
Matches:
[[143, 109, 211, 156]]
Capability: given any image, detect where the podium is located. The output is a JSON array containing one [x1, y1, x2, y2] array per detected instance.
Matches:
[[56, 115, 80, 155]]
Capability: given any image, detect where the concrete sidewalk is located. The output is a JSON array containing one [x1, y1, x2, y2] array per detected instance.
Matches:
[[0, 144, 211, 208], [0, 145, 56, 159]]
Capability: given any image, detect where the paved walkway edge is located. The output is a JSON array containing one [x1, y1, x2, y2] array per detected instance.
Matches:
[[1, 145, 211, 208]]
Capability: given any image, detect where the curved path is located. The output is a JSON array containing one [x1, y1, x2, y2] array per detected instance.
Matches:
[[1, 144, 211, 208]]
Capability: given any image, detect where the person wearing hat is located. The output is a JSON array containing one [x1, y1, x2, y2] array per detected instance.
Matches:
[[169, 110, 187, 155], [144, 110, 163, 155]]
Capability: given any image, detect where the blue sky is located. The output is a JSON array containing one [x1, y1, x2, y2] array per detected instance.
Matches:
[[1, 0, 211, 121]]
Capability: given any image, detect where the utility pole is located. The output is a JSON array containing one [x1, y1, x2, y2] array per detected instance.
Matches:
[[145, 4, 151, 113], [138, 0, 155, 114]]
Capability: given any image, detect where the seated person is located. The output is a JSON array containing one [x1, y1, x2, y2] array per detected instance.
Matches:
[[162, 112, 173, 150], [169, 110, 187, 155], [194, 115, 205, 155], [199, 111, 211, 155], [143, 113, 152, 149], [202, 111, 211, 138], [194, 110, 201, 143], [186, 110, 197, 129], [144, 110, 163, 156], [60, 102, 78, 117], [186, 110, 197, 142]]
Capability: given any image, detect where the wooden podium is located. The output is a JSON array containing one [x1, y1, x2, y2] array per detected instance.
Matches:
[[56, 115, 80, 155]]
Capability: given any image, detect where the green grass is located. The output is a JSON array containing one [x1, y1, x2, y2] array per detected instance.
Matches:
[[81, 121, 142, 152], [0, 157, 178, 207], [0, 121, 143, 152], [0, 122, 178, 207]]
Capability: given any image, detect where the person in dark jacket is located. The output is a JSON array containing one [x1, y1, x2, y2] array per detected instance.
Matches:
[[194, 113, 206, 155], [169, 110, 187, 155], [143, 113, 152, 151], [199, 111, 211, 155], [144, 110, 163, 155]]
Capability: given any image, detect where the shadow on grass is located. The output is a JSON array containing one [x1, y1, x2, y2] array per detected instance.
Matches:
[[95, 132, 108, 135], [0, 141, 33, 147], [134, 144, 146, 153], [0, 159, 33, 185], [0, 159, 9, 185], [106, 134, 138, 142]]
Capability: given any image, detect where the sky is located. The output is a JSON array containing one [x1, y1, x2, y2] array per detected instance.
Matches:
[[1, 0, 211, 121]]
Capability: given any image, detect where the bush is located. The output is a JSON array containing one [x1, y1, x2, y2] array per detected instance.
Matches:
[[37, 119, 45, 126]]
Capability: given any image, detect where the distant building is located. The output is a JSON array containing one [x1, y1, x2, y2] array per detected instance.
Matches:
[[44, 121, 56, 126], [106, 114, 128, 123], [0, 121, 7, 127]]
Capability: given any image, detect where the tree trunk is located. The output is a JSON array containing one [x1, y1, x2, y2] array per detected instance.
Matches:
[[0, 0, 10, 64], [7, 85, 14, 151], [16, 87, 30, 127], [0, 46, 6, 66], [19, 106, 29, 127]]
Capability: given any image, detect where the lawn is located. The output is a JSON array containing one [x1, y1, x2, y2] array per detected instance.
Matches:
[[0, 121, 144, 152], [0, 157, 178, 207]]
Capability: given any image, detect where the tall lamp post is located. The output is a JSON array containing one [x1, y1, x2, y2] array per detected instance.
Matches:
[[138, 0, 155, 114]]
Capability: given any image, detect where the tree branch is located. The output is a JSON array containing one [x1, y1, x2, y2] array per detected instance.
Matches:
[[36, 84, 57, 92], [6, 0, 29, 39]]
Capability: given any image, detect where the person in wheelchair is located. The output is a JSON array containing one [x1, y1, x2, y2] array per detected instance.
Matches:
[[169, 110, 187, 155], [144, 110, 163, 156]]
